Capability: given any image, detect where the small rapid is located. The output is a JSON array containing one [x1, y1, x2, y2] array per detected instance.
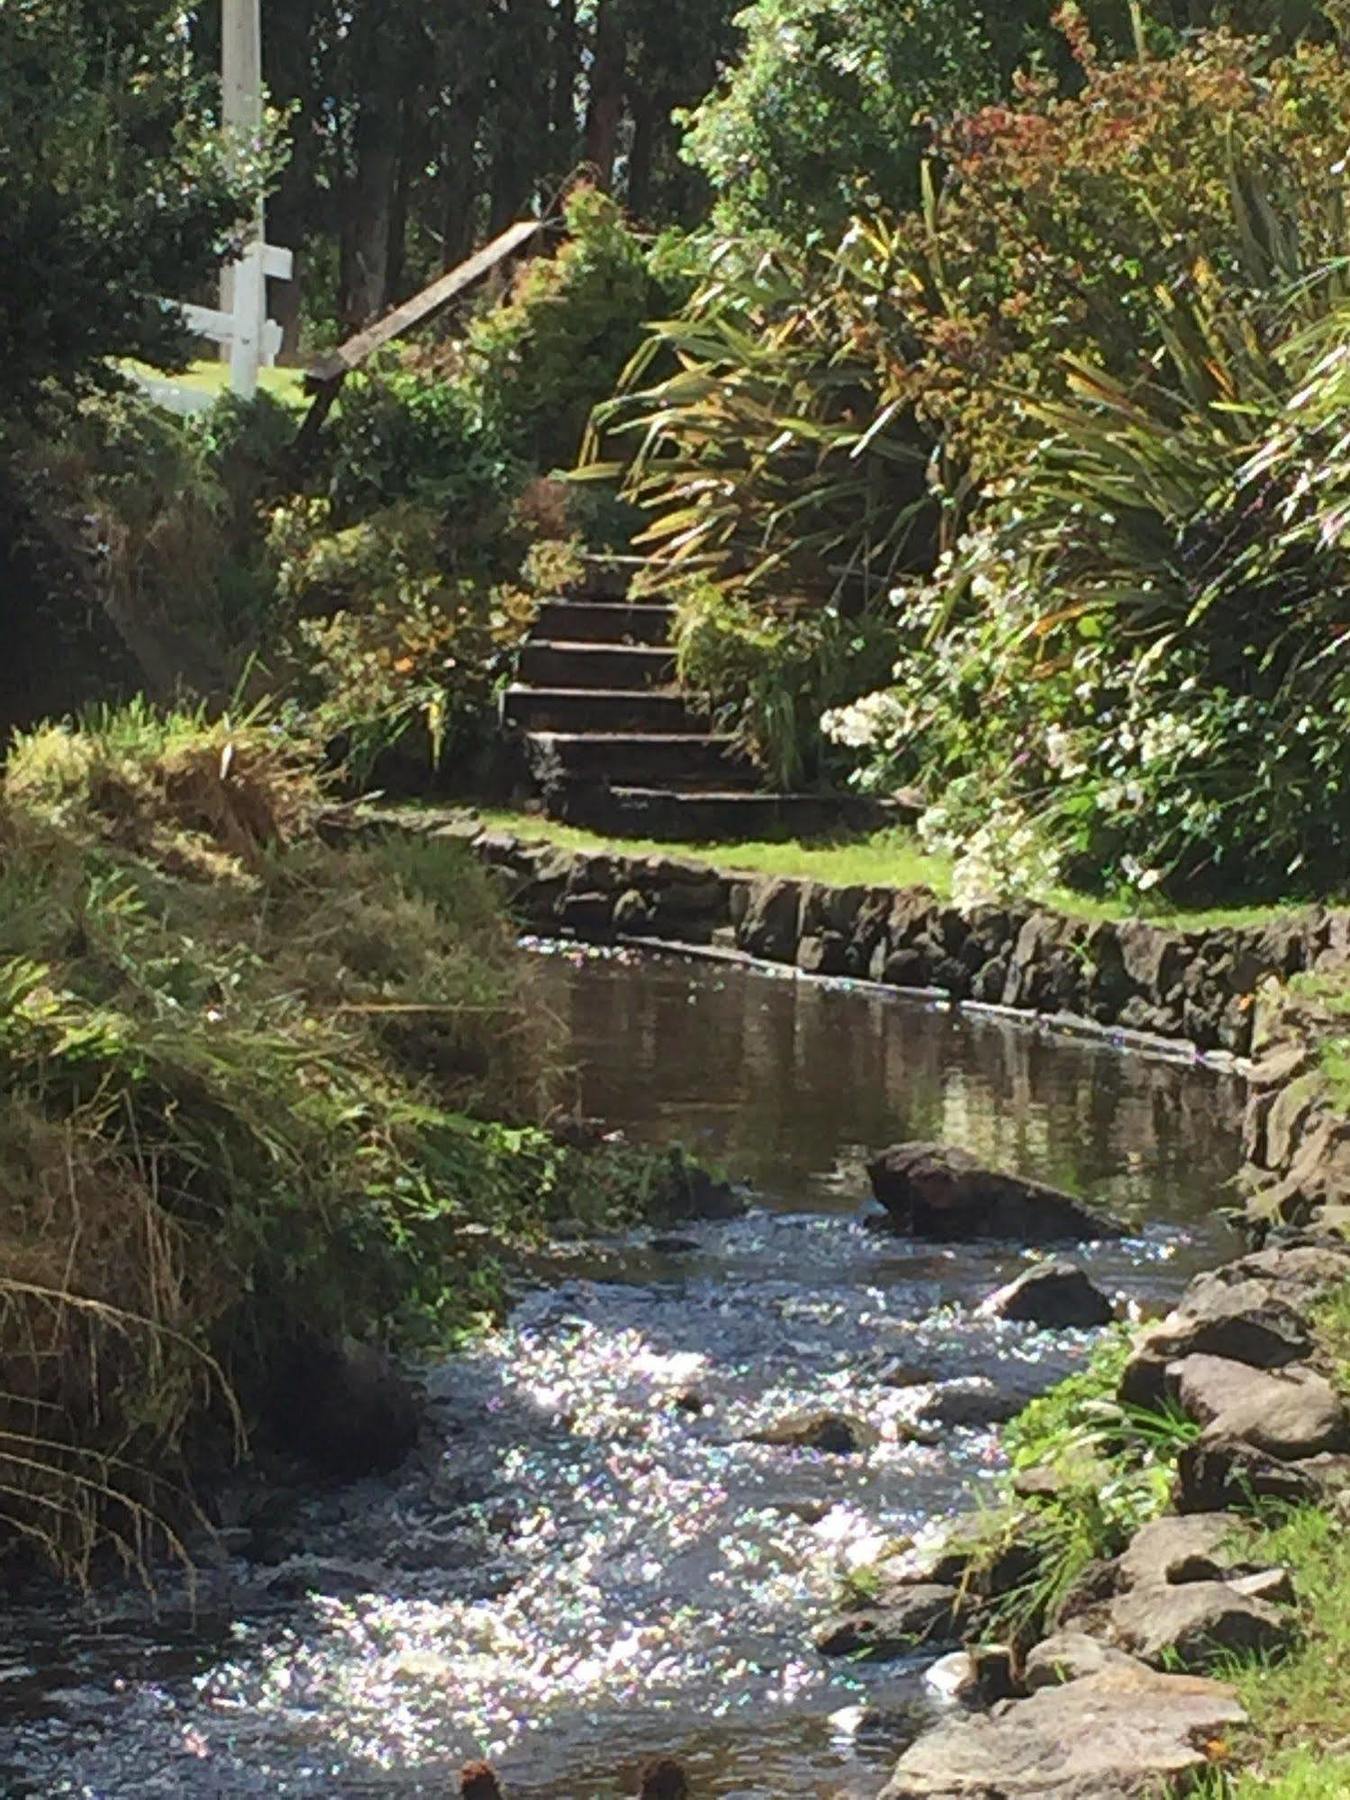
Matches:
[[0, 947, 1244, 1798]]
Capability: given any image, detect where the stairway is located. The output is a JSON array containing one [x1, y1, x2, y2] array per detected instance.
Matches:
[[502, 587, 888, 842]]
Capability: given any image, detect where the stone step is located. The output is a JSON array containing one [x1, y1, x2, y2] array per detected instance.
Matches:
[[548, 782, 894, 843], [502, 686, 709, 734], [526, 732, 756, 790], [517, 640, 677, 691], [533, 599, 674, 646]]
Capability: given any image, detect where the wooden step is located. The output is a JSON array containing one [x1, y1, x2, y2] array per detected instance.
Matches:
[[525, 731, 756, 790], [547, 783, 900, 843], [533, 600, 674, 646], [502, 686, 708, 734], [517, 641, 676, 691]]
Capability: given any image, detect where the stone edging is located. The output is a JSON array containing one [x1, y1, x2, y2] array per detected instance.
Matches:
[[343, 812, 1350, 1227], [460, 826, 1350, 1061]]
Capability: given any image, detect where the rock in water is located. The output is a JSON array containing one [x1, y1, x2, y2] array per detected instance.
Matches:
[[265, 1336, 420, 1479], [878, 1665, 1246, 1797], [980, 1260, 1114, 1328], [816, 1585, 971, 1660], [637, 1758, 689, 1799], [868, 1142, 1123, 1242], [750, 1409, 876, 1454], [460, 1761, 505, 1799]]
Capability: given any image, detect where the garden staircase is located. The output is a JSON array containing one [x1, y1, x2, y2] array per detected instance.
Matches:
[[502, 572, 885, 842]]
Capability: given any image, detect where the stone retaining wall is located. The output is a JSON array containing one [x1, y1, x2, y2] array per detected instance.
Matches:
[[1243, 990, 1350, 1234], [468, 828, 1350, 1061]]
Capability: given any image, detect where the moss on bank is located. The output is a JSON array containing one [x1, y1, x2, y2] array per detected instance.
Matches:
[[0, 705, 684, 1583]]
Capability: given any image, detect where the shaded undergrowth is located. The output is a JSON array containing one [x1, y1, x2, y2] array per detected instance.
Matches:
[[0, 701, 672, 1585]]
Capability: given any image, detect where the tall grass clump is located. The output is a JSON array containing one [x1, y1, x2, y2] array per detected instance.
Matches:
[[0, 701, 647, 1584]]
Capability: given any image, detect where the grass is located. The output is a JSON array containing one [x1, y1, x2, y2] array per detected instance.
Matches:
[[119, 357, 309, 407], [1284, 972, 1350, 1112], [1214, 1504, 1350, 1789], [473, 809, 1310, 931]]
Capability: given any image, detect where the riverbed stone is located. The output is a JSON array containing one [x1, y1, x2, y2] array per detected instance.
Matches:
[[266, 1337, 420, 1479], [868, 1142, 1123, 1242], [815, 1585, 971, 1659], [979, 1260, 1114, 1329], [1117, 1513, 1245, 1590], [969, 956, 1009, 1004], [1104, 1579, 1292, 1670], [1117, 1288, 1314, 1410], [877, 946, 931, 987], [877, 1664, 1246, 1798], [796, 931, 848, 976], [557, 889, 614, 933], [1175, 1434, 1327, 1513], [1173, 1355, 1350, 1459], [918, 1377, 1027, 1429], [751, 1409, 877, 1454], [1022, 1630, 1151, 1692], [1210, 1243, 1350, 1302], [612, 888, 656, 935]]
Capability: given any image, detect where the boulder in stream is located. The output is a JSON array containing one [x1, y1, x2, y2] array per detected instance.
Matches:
[[264, 1335, 420, 1479], [816, 1584, 971, 1659], [877, 1664, 1247, 1798], [750, 1409, 877, 1455], [979, 1260, 1114, 1329], [868, 1143, 1123, 1242]]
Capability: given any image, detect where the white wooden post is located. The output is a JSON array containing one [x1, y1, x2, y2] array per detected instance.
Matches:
[[221, 0, 265, 398]]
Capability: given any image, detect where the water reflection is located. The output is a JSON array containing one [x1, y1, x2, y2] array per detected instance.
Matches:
[[535, 944, 1244, 1232], [0, 946, 1246, 1799]]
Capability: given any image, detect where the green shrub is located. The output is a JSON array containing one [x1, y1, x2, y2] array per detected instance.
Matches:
[[831, 257, 1350, 903], [586, 228, 936, 609], [266, 497, 537, 779], [674, 582, 899, 789], [467, 184, 693, 473]]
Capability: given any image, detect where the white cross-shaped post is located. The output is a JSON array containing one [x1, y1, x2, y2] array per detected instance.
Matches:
[[220, 0, 269, 397], [173, 0, 291, 398]]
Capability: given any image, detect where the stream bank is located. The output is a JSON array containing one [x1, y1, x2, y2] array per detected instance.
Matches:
[[0, 944, 1246, 1798]]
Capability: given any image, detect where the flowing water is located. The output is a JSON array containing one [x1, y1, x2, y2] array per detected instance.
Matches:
[[0, 946, 1245, 1799]]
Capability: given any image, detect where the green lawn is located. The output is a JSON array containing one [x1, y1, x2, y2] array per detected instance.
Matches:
[[475, 809, 1313, 932], [119, 357, 309, 407]]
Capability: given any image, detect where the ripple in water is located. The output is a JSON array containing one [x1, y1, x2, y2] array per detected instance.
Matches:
[[0, 949, 1244, 1798]]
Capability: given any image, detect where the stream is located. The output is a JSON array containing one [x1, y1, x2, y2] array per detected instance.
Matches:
[[0, 946, 1245, 1799]]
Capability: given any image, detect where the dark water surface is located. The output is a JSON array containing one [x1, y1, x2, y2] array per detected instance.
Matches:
[[0, 946, 1244, 1799]]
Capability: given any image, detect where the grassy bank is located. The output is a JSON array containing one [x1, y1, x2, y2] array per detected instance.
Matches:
[[1209, 1285, 1350, 1794], [474, 809, 1309, 933], [0, 705, 686, 1583], [988, 1291, 1350, 1796]]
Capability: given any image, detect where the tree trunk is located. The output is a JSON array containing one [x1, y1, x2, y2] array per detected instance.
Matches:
[[440, 84, 485, 270], [550, 0, 578, 169], [583, 0, 626, 191], [626, 88, 659, 217], [260, 0, 320, 359], [339, 15, 402, 329]]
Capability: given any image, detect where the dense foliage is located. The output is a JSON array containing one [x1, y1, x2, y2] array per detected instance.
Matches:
[[593, 10, 1350, 896]]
